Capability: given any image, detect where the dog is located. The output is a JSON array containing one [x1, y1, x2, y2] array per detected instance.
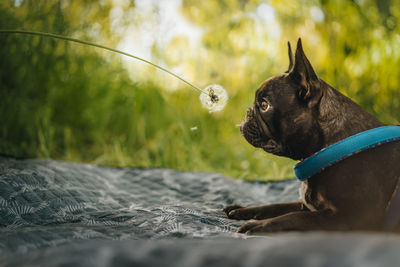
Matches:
[[224, 39, 400, 234]]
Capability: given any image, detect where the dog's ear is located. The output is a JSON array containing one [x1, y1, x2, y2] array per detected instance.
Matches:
[[285, 41, 294, 73], [289, 38, 321, 107]]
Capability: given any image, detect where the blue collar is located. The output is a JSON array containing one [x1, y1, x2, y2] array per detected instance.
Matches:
[[294, 126, 400, 181]]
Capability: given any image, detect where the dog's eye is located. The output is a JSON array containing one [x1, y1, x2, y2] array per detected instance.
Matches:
[[260, 101, 271, 112]]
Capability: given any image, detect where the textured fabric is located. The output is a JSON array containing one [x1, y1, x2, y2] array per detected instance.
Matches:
[[1, 156, 400, 267], [0, 156, 298, 255], [4, 233, 400, 267], [294, 126, 400, 181]]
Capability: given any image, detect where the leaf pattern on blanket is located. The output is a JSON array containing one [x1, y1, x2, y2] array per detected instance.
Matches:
[[0, 156, 299, 255]]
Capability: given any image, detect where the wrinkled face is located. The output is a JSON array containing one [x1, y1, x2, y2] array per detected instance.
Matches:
[[240, 39, 327, 160], [240, 74, 323, 160]]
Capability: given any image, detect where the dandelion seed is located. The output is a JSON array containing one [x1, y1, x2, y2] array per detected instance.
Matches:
[[200, 84, 228, 113]]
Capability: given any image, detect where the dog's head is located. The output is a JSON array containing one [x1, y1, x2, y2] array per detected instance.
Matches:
[[240, 39, 325, 160]]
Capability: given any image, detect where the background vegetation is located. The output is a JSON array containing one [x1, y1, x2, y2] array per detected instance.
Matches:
[[1, 0, 399, 181]]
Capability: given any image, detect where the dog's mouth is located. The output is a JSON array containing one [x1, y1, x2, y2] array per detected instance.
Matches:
[[240, 107, 282, 154]]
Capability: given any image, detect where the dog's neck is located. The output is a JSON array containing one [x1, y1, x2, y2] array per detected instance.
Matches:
[[318, 81, 384, 148]]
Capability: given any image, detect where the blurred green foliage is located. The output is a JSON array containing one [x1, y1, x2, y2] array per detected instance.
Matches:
[[0, 0, 399, 181]]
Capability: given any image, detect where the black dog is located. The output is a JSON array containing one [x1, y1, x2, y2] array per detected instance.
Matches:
[[224, 39, 400, 234]]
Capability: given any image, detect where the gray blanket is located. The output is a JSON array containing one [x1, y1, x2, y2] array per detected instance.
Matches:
[[0, 156, 399, 266]]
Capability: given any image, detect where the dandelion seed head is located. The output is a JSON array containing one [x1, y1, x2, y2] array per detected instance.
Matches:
[[200, 84, 228, 112]]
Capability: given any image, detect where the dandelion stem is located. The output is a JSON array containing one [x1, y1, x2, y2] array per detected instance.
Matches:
[[0, 29, 207, 95]]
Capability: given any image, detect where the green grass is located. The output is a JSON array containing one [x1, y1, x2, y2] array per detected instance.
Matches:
[[2, 1, 400, 182], [0, 32, 295, 181], [37, 81, 295, 181]]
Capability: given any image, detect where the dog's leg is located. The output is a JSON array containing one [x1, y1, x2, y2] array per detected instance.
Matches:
[[237, 209, 342, 234], [223, 202, 305, 220]]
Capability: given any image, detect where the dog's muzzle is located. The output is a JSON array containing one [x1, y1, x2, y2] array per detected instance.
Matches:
[[240, 106, 285, 156], [240, 107, 267, 148]]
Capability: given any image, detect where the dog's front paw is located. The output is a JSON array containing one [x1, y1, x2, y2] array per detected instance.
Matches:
[[223, 204, 243, 218], [223, 205, 263, 220], [237, 219, 273, 234]]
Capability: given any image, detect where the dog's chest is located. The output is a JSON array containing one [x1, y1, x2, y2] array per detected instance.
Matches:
[[299, 180, 325, 211], [299, 182, 311, 209]]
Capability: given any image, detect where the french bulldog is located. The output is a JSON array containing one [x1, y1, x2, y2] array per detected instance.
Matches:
[[224, 39, 400, 234]]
